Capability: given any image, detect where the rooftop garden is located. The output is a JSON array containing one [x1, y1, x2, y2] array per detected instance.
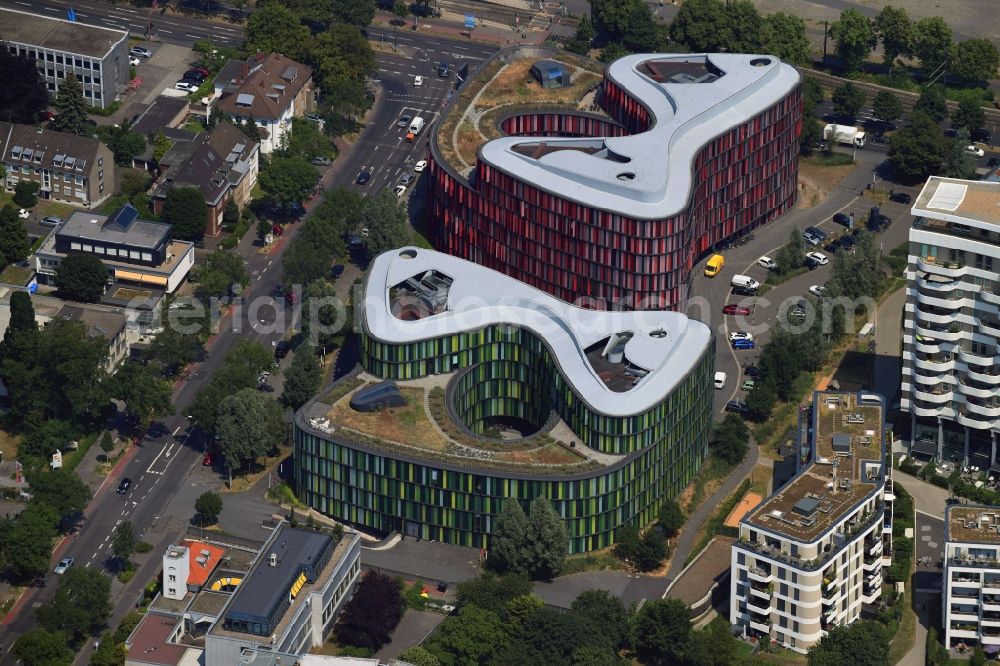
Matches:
[[437, 54, 605, 176]]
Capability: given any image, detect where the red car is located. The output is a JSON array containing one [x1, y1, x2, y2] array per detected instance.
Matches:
[[203, 453, 213, 466], [723, 304, 751, 316], [191, 66, 210, 77], [272, 224, 283, 236]]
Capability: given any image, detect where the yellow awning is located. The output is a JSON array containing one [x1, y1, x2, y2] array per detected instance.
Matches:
[[114, 269, 144, 281], [289, 571, 307, 599], [140, 274, 169, 286], [114, 270, 169, 286]]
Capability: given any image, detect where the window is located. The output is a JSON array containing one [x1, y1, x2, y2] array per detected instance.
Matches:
[[82, 244, 92, 253], [106, 248, 117, 256], [47, 69, 54, 78], [74, 58, 82, 68], [129, 251, 140, 260], [94, 246, 104, 254], [99, 183, 104, 193], [56, 55, 63, 64], [141, 253, 152, 262], [94, 92, 101, 100], [97, 158, 103, 167], [93, 62, 100, 72], [168, 574, 176, 582], [98, 170, 103, 180], [976, 254, 993, 271], [94, 77, 100, 85], [70, 242, 81, 251]]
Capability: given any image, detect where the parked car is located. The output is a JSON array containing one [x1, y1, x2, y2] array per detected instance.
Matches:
[[272, 284, 284, 298], [331, 264, 345, 279], [284, 290, 298, 305], [823, 240, 842, 254], [397, 114, 412, 128], [729, 331, 754, 343], [870, 134, 889, 145], [732, 338, 756, 350], [809, 285, 828, 298], [725, 400, 749, 414], [53, 556, 74, 575], [203, 453, 213, 466], [833, 212, 851, 226], [839, 234, 857, 250], [394, 185, 407, 197], [758, 256, 777, 270], [41, 216, 63, 227], [890, 192, 912, 204], [744, 365, 762, 379], [413, 75, 423, 86], [129, 45, 152, 58], [971, 128, 991, 143], [400, 174, 415, 186], [966, 145, 985, 158], [129, 55, 141, 66], [714, 371, 727, 389], [989, 157, 1000, 168], [274, 340, 291, 360], [804, 226, 828, 242], [183, 70, 206, 82], [742, 379, 756, 391], [731, 285, 757, 297], [175, 81, 199, 93], [723, 304, 751, 316], [805, 251, 829, 266], [310, 156, 332, 166], [17, 209, 30, 220], [190, 66, 210, 77], [356, 171, 371, 185], [116, 478, 132, 494], [801, 230, 822, 246], [414, 160, 427, 172], [272, 224, 283, 236]]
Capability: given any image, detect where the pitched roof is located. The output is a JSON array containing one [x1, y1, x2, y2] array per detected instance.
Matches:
[[180, 540, 226, 587], [155, 123, 257, 205], [125, 613, 190, 666], [215, 52, 313, 122], [0, 121, 106, 173], [59, 304, 127, 341], [131, 96, 190, 137]]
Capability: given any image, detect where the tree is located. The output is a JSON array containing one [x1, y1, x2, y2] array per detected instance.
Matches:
[[942, 129, 977, 179], [633, 529, 668, 571], [13, 629, 73, 666], [631, 598, 692, 666], [162, 187, 208, 240], [685, 615, 739, 666], [667, 0, 731, 52], [490, 499, 531, 575], [950, 38, 1000, 82], [188, 340, 274, 434], [807, 620, 888, 666], [277, 118, 335, 162], [111, 520, 137, 569], [330, 0, 375, 28], [566, 14, 595, 56], [832, 82, 866, 120], [971, 645, 988, 666], [775, 227, 805, 275], [424, 605, 510, 666], [746, 377, 778, 419], [829, 9, 876, 75], [100, 432, 115, 453], [527, 496, 568, 579], [37, 566, 111, 643], [657, 498, 684, 538], [570, 590, 631, 652], [873, 5, 913, 71], [6, 290, 36, 343], [357, 189, 411, 257], [727, 0, 763, 54], [6, 504, 58, 581], [711, 413, 750, 466], [89, 631, 124, 666], [223, 199, 240, 228], [496, 605, 613, 665], [245, 4, 310, 60], [153, 131, 173, 162], [913, 16, 952, 73], [49, 73, 91, 136], [455, 572, 533, 613], [192, 250, 248, 298], [26, 469, 90, 527], [598, 43, 629, 64], [216, 388, 285, 473], [334, 571, 404, 650], [111, 131, 145, 166], [147, 326, 204, 377], [0, 205, 30, 268], [396, 647, 440, 666], [871, 91, 903, 124], [13, 181, 40, 208], [19, 420, 76, 461], [195, 491, 223, 526], [54, 252, 109, 302], [300, 280, 348, 350], [111, 360, 172, 431], [889, 111, 948, 181], [0, 48, 50, 124], [914, 84, 949, 122], [761, 12, 811, 66], [953, 97, 986, 131], [393, 0, 407, 22], [281, 346, 323, 409], [260, 157, 319, 206], [503, 594, 545, 629], [120, 170, 150, 198]]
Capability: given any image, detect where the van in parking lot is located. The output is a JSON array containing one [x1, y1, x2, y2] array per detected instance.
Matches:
[[704, 254, 724, 277], [731, 275, 760, 290]]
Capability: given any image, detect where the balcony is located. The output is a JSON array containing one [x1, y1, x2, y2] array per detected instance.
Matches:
[[980, 317, 1000, 338], [982, 289, 1000, 307], [917, 257, 968, 278], [965, 367, 1000, 384], [913, 354, 957, 372], [748, 583, 771, 600], [952, 574, 982, 585], [915, 309, 963, 329], [958, 381, 998, 399], [746, 597, 773, 615], [959, 347, 996, 366], [748, 616, 772, 634], [965, 400, 1000, 419], [912, 384, 954, 403], [913, 219, 1000, 254], [748, 566, 773, 583]]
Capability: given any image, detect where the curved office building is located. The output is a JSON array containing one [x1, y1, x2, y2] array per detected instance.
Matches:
[[428, 50, 802, 311], [294, 248, 714, 553]]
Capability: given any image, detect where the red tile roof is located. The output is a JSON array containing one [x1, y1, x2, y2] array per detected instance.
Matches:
[[181, 540, 225, 587]]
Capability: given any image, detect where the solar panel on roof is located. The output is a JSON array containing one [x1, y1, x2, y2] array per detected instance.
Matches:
[[105, 203, 139, 231]]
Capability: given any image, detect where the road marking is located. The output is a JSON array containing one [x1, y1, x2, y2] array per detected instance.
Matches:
[[159, 29, 172, 33], [172, 426, 181, 436], [14, 1, 31, 5], [186, 33, 200, 38]]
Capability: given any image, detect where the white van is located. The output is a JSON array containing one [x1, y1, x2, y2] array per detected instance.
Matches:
[[408, 117, 425, 134], [731, 275, 760, 290]]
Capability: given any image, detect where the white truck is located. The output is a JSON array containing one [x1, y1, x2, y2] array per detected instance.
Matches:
[[408, 117, 425, 135], [823, 123, 866, 148]]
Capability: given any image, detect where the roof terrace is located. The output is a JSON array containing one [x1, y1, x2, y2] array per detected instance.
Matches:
[[947, 506, 1000, 545], [745, 392, 885, 543]]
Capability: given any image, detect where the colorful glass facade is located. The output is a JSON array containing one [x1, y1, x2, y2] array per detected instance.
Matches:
[[294, 324, 714, 554], [428, 59, 802, 311]]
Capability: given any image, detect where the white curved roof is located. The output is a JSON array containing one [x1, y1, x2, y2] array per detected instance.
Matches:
[[363, 248, 713, 417], [479, 53, 800, 220]]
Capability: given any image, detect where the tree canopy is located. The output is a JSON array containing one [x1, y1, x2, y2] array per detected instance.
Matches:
[[25, 469, 90, 527], [913, 16, 952, 73], [889, 111, 948, 181], [873, 5, 913, 70], [592, 0, 661, 52], [259, 157, 319, 206], [162, 187, 208, 240], [357, 189, 412, 257], [13, 629, 73, 666], [36, 566, 111, 643], [216, 387, 285, 472], [808, 620, 889, 666], [949, 38, 1000, 82], [832, 82, 866, 120], [0, 48, 50, 124], [334, 571, 404, 650], [195, 491, 224, 525], [952, 98, 986, 131], [112, 520, 137, 568], [192, 250, 248, 298], [711, 413, 751, 466], [0, 205, 30, 269], [4, 504, 58, 581], [871, 91, 903, 124], [282, 345, 323, 408], [49, 74, 91, 136], [489, 497, 567, 579], [830, 9, 876, 75], [111, 360, 173, 431], [631, 598, 692, 666], [54, 252, 109, 302]]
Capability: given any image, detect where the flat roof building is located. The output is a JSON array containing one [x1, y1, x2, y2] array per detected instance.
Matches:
[[730, 391, 894, 653], [943, 505, 1000, 654], [295, 247, 715, 553], [0, 8, 130, 109], [901, 176, 1000, 470]]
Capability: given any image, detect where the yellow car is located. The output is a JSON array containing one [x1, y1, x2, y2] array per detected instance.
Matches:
[[704, 254, 725, 277]]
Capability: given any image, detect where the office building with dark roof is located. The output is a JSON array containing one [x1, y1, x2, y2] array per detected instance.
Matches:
[[429, 48, 802, 311], [0, 7, 129, 109], [0, 122, 114, 208], [294, 247, 714, 554], [729, 391, 894, 653]]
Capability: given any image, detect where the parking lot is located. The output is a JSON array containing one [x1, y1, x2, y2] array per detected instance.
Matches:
[[102, 41, 205, 126]]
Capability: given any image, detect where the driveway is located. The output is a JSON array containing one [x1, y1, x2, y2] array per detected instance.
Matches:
[[375, 610, 446, 662]]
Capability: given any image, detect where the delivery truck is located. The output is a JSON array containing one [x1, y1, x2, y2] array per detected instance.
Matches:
[[823, 123, 866, 148]]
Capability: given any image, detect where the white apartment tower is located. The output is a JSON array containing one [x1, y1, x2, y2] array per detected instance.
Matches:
[[943, 505, 1000, 652], [730, 391, 893, 653]]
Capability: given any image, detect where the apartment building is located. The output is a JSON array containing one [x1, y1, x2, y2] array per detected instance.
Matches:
[[1, 8, 129, 109], [944, 505, 1000, 653], [730, 391, 893, 653], [213, 53, 314, 154], [901, 176, 1000, 468], [0, 122, 114, 208]]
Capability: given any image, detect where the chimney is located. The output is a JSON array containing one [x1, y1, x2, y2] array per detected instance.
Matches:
[[255, 50, 264, 62]]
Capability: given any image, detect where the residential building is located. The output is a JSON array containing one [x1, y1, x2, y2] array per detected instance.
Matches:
[[129, 96, 194, 172], [0, 7, 129, 109], [59, 304, 128, 372], [153, 122, 259, 237], [730, 391, 893, 653], [429, 49, 801, 311], [34, 203, 195, 293], [294, 247, 714, 554], [162, 540, 226, 601], [901, 176, 1000, 468], [943, 505, 1000, 653], [214, 53, 314, 154], [0, 122, 114, 208]]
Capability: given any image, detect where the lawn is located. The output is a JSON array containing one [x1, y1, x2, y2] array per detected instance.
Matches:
[[0, 429, 21, 463], [329, 387, 449, 452], [113, 287, 154, 301]]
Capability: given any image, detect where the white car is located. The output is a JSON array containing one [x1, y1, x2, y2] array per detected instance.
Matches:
[[714, 371, 727, 389], [129, 55, 141, 66], [966, 145, 985, 158], [17, 208, 29, 220], [805, 251, 829, 265], [414, 75, 424, 87], [758, 256, 777, 270], [809, 285, 828, 298], [175, 81, 199, 93], [53, 556, 74, 575], [394, 185, 407, 197], [728, 331, 754, 343], [414, 160, 427, 172]]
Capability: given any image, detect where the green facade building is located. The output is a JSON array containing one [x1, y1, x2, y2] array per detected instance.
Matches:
[[294, 247, 715, 554]]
